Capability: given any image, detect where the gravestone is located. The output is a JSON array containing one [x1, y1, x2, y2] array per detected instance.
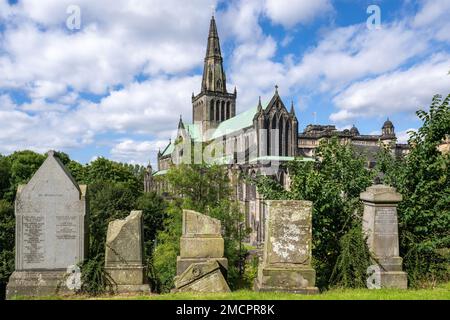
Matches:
[[173, 260, 230, 293], [360, 184, 408, 289], [176, 209, 228, 275], [173, 210, 229, 292], [6, 151, 88, 299], [255, 200, 318, 294], [105, 210, 150, 293]]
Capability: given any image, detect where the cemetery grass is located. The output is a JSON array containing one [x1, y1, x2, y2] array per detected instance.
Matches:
[[12, 282, 450, 300]]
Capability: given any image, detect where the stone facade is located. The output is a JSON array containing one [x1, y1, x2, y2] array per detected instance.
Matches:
[[105, 211, 150, 293], [144, 15, 410, 246], [298, 122, 410, 166], [6, 151, 88, 299], [360, 184, 408, 289], [255, 200, 318, 294], [174, 210, 229, 292]]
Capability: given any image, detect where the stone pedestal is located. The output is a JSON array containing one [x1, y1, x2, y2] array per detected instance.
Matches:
[[255, 200, 318, 294], [174, 210, 229, 292], [7, 270, 76, 298], [6, 151, 88, 299], [360, 184, 408, 289], [105, 211, 150, 293]]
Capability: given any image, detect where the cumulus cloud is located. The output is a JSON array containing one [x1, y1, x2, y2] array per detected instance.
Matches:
[[110, 139, 168, 165], [264, 0, 332, 28], [0, 0, 449, 163], [0, 0, 214, 95], [413, 0, 450, 42], [330, 55, 450, 122]]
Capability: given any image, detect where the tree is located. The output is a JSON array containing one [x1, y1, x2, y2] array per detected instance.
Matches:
[[5, 151, 45, 201], [255, 138, 374, 289], [80, 181, 138, 295], [153, 163, 249, 292], [377, 94, 450, 286], [0, 200, 14, 300], [86, 157, 142, 195], [0, 155, 11, 200], [166, 163, 231, 212]]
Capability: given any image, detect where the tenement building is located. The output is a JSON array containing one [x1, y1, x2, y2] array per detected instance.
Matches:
[[144, 16, 409, 245]]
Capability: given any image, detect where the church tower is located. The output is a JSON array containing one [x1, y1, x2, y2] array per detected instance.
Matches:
[[192, 15, 236, 138]]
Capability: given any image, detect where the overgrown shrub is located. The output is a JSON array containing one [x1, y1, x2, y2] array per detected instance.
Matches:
[[254, 138, 374, 289], [376, 94, 450, 287]]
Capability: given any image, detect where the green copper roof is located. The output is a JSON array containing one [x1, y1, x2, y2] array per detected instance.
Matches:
[[153, 169, 168, 176], [211, 106, 259, 140], [161, 141, 174, 157], [186, 123, 202, 142]]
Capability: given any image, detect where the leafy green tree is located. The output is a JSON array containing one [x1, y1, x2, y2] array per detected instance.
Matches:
[[86, 157, 142, 195], [377, 94, 450, 286], [136, 192, 167, 256], [151, 201, 183, 293], [255, 138, 374, 289], [153, 163, 249, 292], [5, 151, 45, 201], [81, 181, 138, 294], [166, 163, 231, 212], [0, 155, 11, 200], [0, 200, 14, 300], [66, 160, 87, 184]]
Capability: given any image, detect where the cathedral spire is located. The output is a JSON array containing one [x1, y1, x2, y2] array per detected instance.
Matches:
[[201, 15, 227, 93]]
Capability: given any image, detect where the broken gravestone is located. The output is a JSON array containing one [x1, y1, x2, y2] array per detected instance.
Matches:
[[360, 184, 408, 289], [6, 151, 88, 299], [173, 210, 230, 292], [255, 200, 319, 294], [174, 260, 230, 293], [105, 210, 150, 293]]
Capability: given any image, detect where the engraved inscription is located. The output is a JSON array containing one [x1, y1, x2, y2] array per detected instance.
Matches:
[[56, 216, 78, 240], [23, 216, 45, 264]]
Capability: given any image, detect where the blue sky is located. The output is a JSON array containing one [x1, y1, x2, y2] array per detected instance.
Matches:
[[0, 0, 449, 165]]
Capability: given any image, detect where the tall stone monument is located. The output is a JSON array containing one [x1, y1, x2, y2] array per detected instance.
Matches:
[[6, 151, 88, 299], [105, 210, 150, 293], [173, 210, 230, 292], [360, 184, 408, 289], [255, 200, 318, 294]]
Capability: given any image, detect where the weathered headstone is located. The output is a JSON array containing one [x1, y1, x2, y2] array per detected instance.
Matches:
[[174, 261, 230, 293], [6, 151, 88, 299], [255, 200, 318, 294], [173, 210, 229, 292], [176, 209, 228, 275], [360, 184, 408, 289], [105, 210, 150, 293]]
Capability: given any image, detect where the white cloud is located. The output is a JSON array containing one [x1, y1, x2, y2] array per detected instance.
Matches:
[[288, 22, 430, 93], [0, 0, 215, 95], [1, 0, 449, 164], [264, 0, 332, 28], [413, 0, 450, 43], [330, 55, 450, 122], [396, 128, 417, 144], [110, 139, 168, 165]]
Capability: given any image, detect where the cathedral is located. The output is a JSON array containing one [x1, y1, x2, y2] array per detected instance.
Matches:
[[144, 16, 408, 245]]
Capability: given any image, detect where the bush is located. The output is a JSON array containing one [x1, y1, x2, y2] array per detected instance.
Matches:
[[255, 138, 374, 289], [0, 200, 15, 300], [151, 202, 183, 293], [377, 94, 450, 287]]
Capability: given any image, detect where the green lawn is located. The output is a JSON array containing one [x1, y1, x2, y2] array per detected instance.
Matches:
[[12, 282, 450, 300]]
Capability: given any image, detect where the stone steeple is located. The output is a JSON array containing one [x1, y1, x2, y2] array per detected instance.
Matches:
[[192, 15, 236, 138], [201, 16, 227, 93]]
